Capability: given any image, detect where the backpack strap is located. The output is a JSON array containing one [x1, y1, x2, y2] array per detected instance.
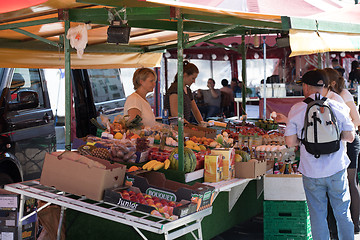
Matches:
[[303, 97, 313, 104]]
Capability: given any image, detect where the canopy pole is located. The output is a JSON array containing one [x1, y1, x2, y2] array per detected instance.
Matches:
[[241, 35, 247, 114], [177, 10, 184, 172], [64, 16, 71, 151], [262, 36, 267, 119], [317, 53, 322, 69]]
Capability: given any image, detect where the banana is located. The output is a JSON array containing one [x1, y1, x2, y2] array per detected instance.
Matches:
[[164, 159, 170, 170], [153, 162, 165, 171], [145, 160, 159, 171], [142, 160, 157, 170]]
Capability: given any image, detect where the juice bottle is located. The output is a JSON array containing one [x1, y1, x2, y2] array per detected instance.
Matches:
[[273, 158, 280, 174]]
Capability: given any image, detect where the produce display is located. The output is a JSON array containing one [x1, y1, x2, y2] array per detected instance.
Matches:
[[118, 188, 181, 220]]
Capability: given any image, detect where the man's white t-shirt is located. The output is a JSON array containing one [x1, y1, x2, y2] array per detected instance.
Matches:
[[285, 93, 354, 178], [124, 92, 156, 127]]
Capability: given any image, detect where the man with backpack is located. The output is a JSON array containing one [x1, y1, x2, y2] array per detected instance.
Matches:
[[284, 69, 355, 240]]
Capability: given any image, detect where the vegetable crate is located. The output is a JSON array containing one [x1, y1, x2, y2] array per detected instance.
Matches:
[[264, 201, 312, 240]]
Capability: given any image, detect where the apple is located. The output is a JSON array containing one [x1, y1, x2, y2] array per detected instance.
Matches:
[[155, 202, 163, 208], [122, 195, 130, 200], [144, 194, 152, 199], [160, 199, 168, 206], [168, 206, 174, 215], [139, 199, 146, 205], [158, 207, 165, 213], [176, 203, 182, 207], [136, 192, 144, 199], [152, 197, 159, 202], [128, 191, 136, 196], [146, 199, 154, 205], [168, 201, 176, 207]]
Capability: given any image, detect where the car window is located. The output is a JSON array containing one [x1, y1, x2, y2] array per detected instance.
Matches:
[[10, 68, 44, 108], [87, 69, 126, 114]]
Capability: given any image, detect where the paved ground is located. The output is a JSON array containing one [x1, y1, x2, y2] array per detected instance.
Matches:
[[212, 214, 263, 240], [212, 213, 360, 240]]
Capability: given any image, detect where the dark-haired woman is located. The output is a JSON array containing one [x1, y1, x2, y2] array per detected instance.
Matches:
[[349, 60, 360, 89], [164, 61, 204, 124], [326, 67, 360, 234]]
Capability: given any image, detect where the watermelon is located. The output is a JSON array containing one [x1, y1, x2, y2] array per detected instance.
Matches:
[[169, 147, 197, 173]]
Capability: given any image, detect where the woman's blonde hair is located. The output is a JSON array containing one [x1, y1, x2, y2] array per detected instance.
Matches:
[[133, 68, 156, 90]]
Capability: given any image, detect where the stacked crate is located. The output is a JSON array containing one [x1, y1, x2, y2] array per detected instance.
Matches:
[[263, 201, 312, 239], [264, 175, 312, 240]]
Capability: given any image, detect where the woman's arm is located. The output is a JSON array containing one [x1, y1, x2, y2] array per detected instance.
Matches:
[[169, 94, 178, 117], [191, 100, 204, 123], [127, 108, 141, 122], [345, 100, 360, 128]]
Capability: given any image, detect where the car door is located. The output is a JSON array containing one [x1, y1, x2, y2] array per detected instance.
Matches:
[[3, 68, 56, 180]]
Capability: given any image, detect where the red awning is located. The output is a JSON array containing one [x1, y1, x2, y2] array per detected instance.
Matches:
[[0, 0, 48, 14]]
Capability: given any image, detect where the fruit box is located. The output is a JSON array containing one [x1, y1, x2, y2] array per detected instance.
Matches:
[[264, 174, 306, 201], [103, 186, 196, 219], [210, 148, 236, 180], [175, 124, 216, 139], [235, 160, 267, 178], [204, 155, 223, 182], [40, 152, 126, 201], [125, 171, 215, 212]]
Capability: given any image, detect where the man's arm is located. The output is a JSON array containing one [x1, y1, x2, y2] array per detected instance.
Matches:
[[285, 134, 300, 147], [341, 130, 355, 143]]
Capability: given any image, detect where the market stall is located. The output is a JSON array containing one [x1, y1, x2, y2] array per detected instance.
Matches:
[[2, 1, 360, 240]]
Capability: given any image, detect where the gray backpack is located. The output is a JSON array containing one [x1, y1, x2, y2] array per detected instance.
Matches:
[[301, 93, 340, 158]]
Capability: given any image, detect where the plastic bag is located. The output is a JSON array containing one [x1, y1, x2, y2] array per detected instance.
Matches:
[[66, 24, 91, 58]]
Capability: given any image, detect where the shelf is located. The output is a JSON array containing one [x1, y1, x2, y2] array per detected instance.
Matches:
[[5, 181, 212, 240]]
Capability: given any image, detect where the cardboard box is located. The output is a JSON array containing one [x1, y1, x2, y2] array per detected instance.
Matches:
[[211, 149, 236, 180], [204, 155, 223, 182], [125, 171, 215, 212], [266, 160, 274, 171], [235, 160, 266, 178], [175, 124, 216, 139], [104, 186, 196, 219], [40, 152, 126, 201], [264, 174, 306, 201]]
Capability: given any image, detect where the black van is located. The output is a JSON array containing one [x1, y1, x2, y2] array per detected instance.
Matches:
[[0, 68, 127, 186], [0, 68, 56, 186]]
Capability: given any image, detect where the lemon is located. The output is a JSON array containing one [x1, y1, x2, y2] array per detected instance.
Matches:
[[114, 132, 123, 139]]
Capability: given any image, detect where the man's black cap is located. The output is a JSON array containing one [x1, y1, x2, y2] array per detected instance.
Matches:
[[297, 70, 325, 87]]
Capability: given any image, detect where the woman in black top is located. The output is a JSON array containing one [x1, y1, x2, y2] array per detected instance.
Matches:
[[164, 61, 203, 123], [349, 60, 360, 89]]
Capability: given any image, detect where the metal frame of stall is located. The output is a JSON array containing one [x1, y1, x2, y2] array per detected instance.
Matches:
[[5, 181, 212, 240]]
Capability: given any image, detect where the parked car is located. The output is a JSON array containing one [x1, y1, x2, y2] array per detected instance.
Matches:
[[0, 68, 56, 186], [0, 68, 127, 186]]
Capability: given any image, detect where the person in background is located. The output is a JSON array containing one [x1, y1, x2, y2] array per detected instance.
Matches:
[[331, 58, 345, 77], [231, 77, 242, 97], [197, 78, 221, 119], [282, 69, 355, 240], [349, 60, 360, 89], [164, 61, 203, 124], [220, 79, 234, 117], [124, 68, 157, 127], [326, 67, 360, 235]]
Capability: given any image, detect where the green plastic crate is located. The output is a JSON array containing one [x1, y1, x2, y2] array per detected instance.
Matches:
[[264, 201, 309, 218], [264, 232, 312, 240], [264, 216, 311, 236]]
